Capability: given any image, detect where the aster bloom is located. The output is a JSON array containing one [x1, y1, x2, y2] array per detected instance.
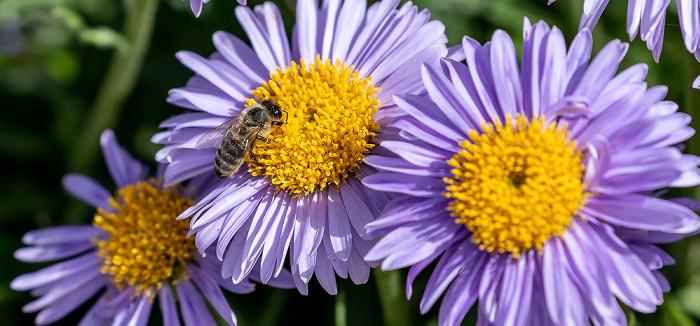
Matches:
[[11, 130, 292, 325], [549, 0, 700, 62], [153, 0, 449, 294], [186, 0, 248, 18], [362, 19, 700, 325]]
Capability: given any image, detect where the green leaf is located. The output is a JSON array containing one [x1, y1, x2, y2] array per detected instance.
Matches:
[[50, 6, 84, 31], [79, 27, 129, 50]]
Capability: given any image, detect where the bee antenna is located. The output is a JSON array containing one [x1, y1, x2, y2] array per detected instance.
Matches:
[[282, 109, 289, 124]]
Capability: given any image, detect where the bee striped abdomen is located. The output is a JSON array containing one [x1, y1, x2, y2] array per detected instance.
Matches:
[[215, 133, 246, 178]]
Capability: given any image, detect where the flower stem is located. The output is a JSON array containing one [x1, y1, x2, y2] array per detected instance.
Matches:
[[69, 0, 159, 173], [373, 269, 412, 326], [335, 290, 347, 326]]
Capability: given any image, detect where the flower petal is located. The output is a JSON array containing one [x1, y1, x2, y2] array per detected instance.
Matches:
[[175, 280, 217, 326], [62, 175, 111, 210], [159, 285, 181, 326], [11, 253, 100, 291], [100, 129, 147, 188], [362, 172, 445, 197], [437, 252, 486, 326], [542, 239, 587, 325], [583, 194, 700, 234], [328, 188, 353, 261], [188, 265, 237, 326]]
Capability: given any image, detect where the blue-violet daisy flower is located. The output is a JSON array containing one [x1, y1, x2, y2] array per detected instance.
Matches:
[[11, 129, 293, 325], [362, 19, 700, 325], [153, 0, 449, 294]]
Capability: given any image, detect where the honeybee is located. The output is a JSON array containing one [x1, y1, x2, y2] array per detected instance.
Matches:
[[195, 99, 287, 178]]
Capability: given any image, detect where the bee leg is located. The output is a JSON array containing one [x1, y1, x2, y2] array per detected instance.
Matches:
[[256, 136, 269, 143], [273, 121, 285, 126], [248, 152, 264, 168]]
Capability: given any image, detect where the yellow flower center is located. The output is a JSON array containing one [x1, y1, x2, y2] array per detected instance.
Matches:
[[248, 57, 381, 195], [444, 114, 586, 257], [94, 179, 195, 297]]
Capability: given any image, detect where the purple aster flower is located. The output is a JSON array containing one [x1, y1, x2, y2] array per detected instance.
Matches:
[[550, 0, 700, 62], [362, 18, 700, 325], [187, 0, 248, 18], [11, 129, 293, 325], [153, 0, 450, 294]]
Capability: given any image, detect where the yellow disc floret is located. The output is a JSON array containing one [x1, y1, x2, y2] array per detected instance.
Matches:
[[94, 179, 195, 297], [444, 114, 586, 257], [249, 57, 381, 195]]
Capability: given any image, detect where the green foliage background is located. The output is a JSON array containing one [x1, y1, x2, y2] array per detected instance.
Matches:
[[2, 0, 700, 325]]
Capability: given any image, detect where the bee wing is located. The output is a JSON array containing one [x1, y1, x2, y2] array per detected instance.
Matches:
[[237, 125, 265, 154], [195, 117, 239, 150]]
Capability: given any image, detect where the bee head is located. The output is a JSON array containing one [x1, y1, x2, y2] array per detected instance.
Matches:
[[262, 99, 284, 121]]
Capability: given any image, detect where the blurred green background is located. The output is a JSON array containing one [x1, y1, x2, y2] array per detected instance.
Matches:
[[2, 0, 700, 325]]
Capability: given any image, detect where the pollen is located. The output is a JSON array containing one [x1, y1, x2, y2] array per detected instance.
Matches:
[[93, 179, 195, 297], [444, 114, 586, 257], [248, 57, 380, 195]]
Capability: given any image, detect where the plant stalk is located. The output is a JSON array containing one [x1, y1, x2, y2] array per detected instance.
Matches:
[[69, 0, 159, 173]]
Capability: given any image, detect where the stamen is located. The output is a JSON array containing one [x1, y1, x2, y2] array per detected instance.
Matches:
[[444, 115, 587, 257], [94, 179, 195, 296], [248, 57, 381, 195]]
